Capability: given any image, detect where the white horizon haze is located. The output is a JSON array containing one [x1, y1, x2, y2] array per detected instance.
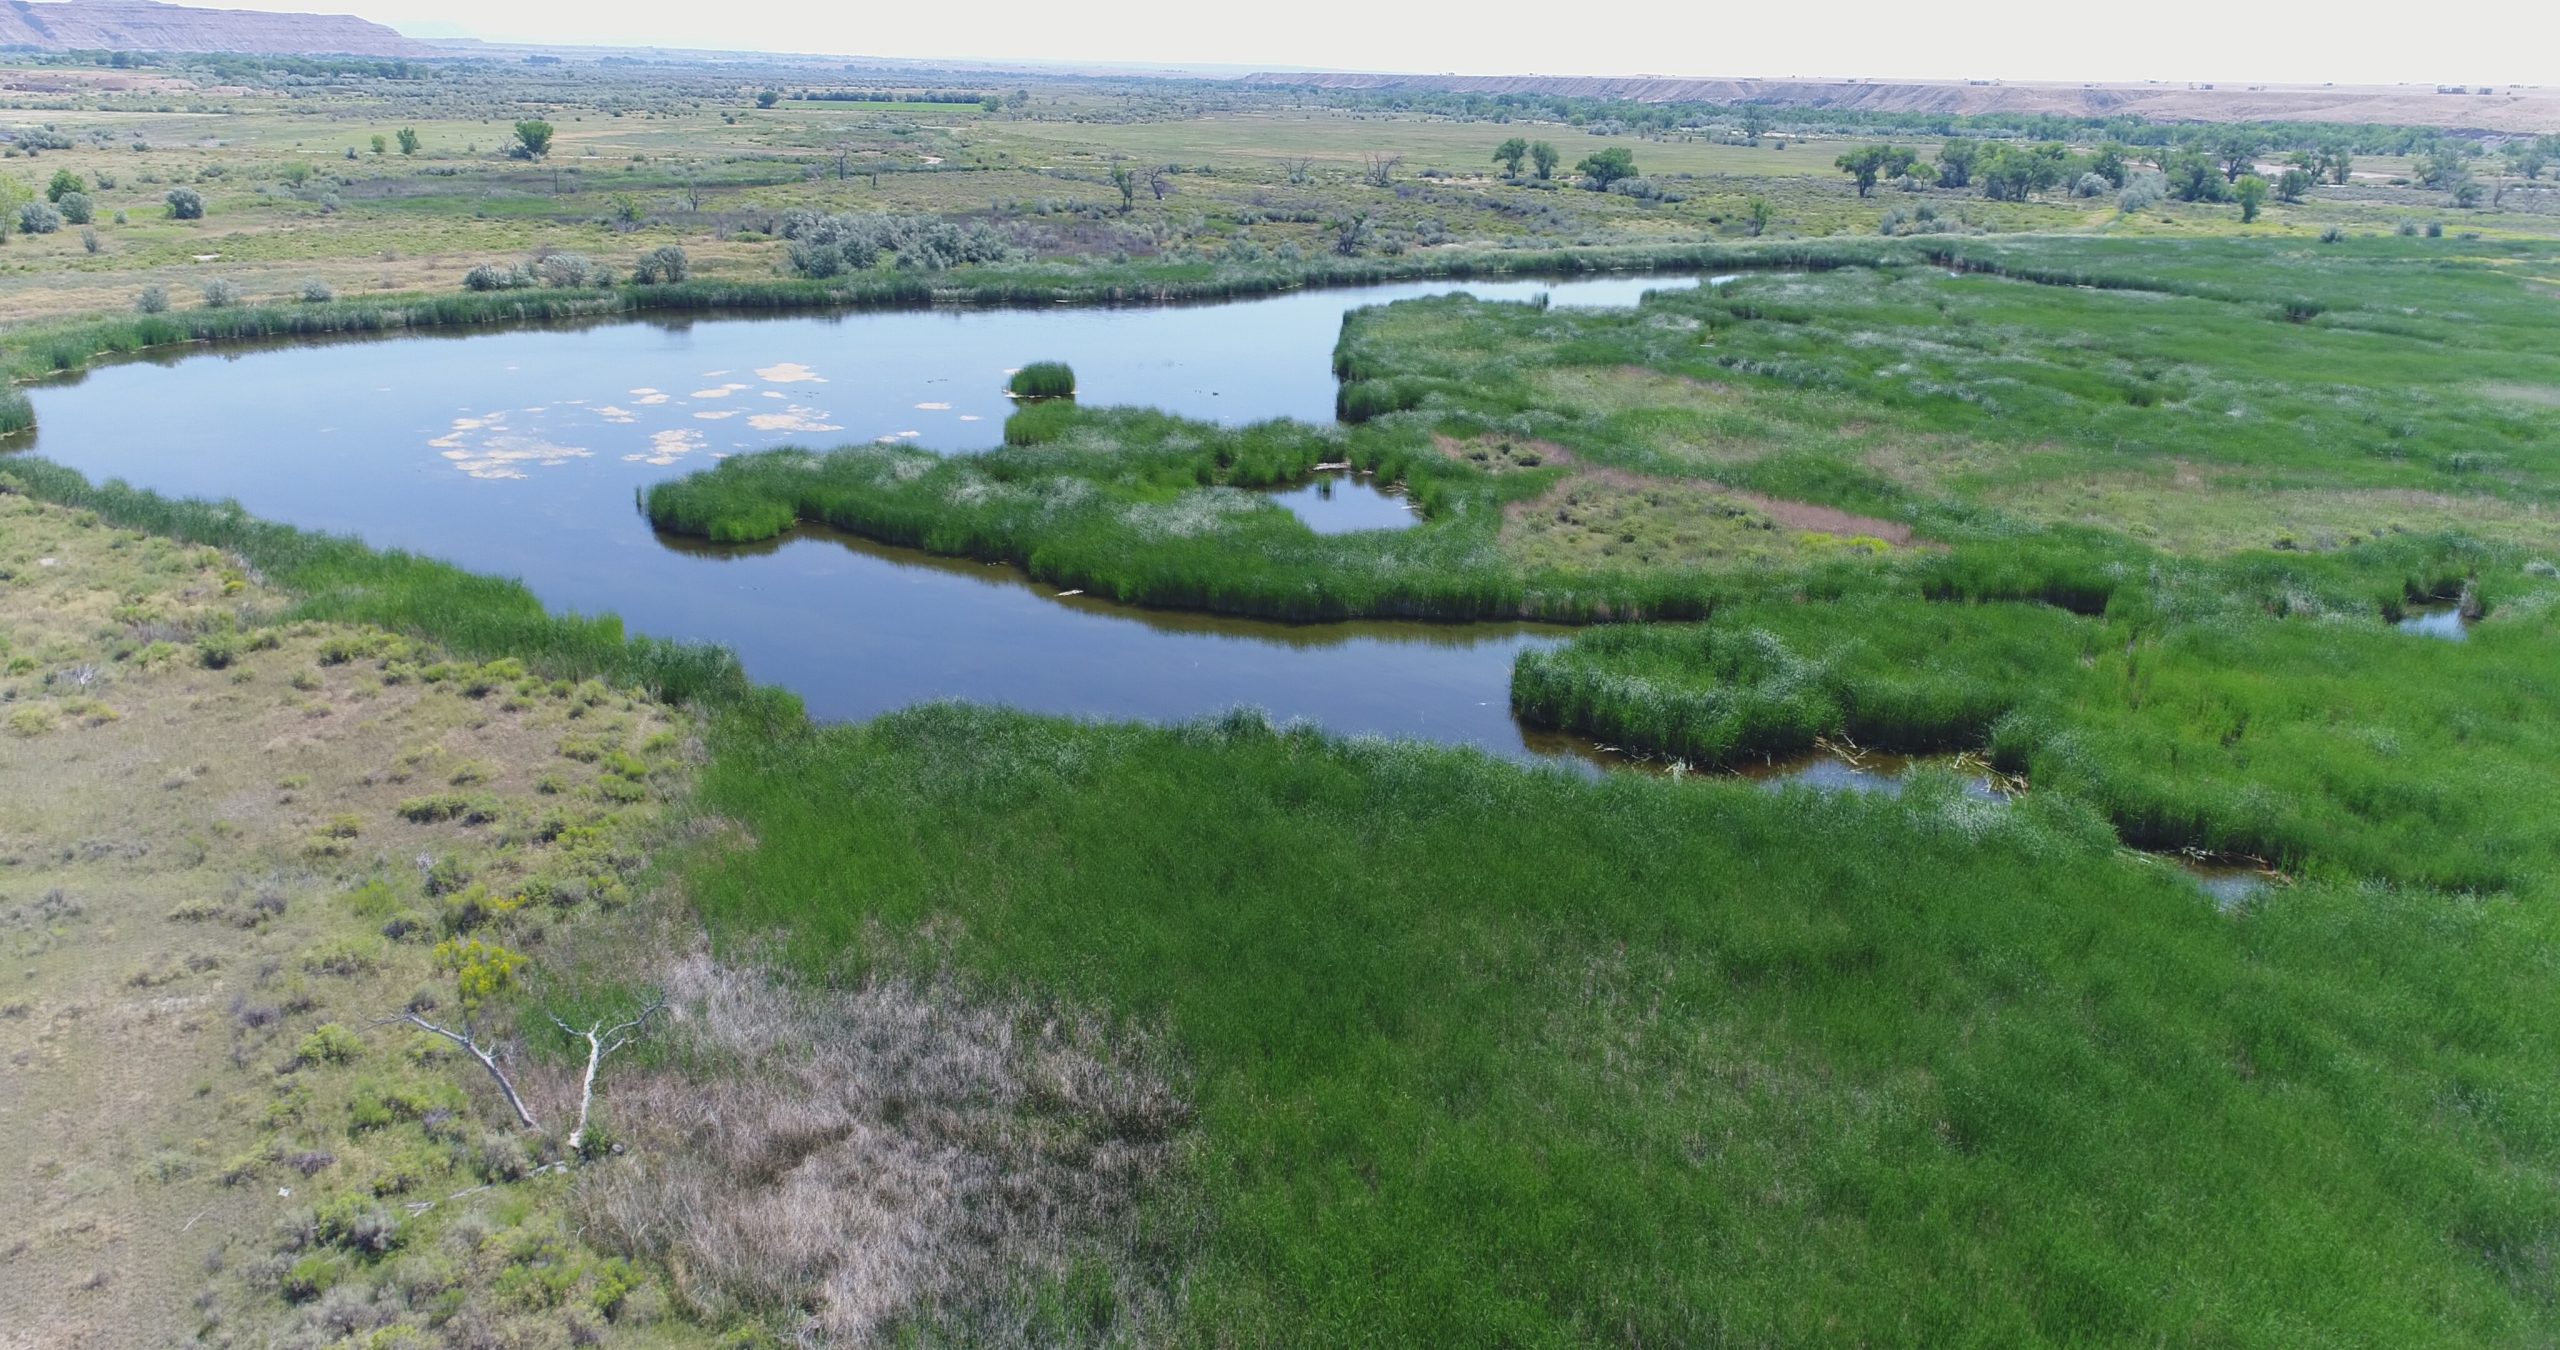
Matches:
[[118, 0, 2560, 88]]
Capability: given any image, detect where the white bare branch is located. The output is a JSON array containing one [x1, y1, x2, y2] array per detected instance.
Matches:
[[549, 998, 666, 1152], [378, 1012, 542, 1132]]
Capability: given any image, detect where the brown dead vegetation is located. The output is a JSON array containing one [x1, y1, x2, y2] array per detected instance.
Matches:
[[1433, 433, 1575, 474], [581, 953, 1192, 1344]]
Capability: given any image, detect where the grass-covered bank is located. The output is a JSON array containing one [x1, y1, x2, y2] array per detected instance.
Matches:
[[0, 237, 1892, 402], [0, 458, 788, 720], [1514, 549, 2560, 892], [643, 412, 1616, 622], [680, 701, 2560, 1344]]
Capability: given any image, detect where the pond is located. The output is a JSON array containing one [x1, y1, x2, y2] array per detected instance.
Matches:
[[2396, 603, 2472, 641], [10, 272, 1697, 757], [1262, 469, 1417, 535]]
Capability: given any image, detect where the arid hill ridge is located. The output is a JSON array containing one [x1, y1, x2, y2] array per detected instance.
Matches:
[[0, 0, 430, 57], [1239, 71, 2560, 134]]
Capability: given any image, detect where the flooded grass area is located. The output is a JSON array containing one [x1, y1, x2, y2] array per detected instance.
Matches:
[[2396, 602, 2473, 641]]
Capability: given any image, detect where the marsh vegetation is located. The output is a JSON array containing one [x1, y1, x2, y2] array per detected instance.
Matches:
[[2, 47, 2560, 1349]]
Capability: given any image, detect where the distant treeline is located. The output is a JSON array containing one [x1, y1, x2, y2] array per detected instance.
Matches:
[[795, 89, 1000, 105], [1283, 86, 2486, 155], [14, 50, 439, 81]]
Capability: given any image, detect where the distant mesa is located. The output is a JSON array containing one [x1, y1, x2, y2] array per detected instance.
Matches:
[[1235, 70, 2559, 133], [0, 0, 433, 57]]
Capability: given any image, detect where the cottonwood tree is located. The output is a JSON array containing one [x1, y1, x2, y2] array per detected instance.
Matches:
[[2217, 131, 2263, 182], [2415, 144, 2467, 190], [2275, 167, 2313, 202], [396, 126, 421, 156], [1493, 137, 1528, 176], [1530, 141, 1559, 180], [1834, 144, 1913, 197], [512, 119, 554, 160], [1577, 146, 1638, 190], [1934, 138, 1979, 189]]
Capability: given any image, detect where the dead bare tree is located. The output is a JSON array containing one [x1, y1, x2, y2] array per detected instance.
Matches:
[[1364, 152, 1403, 189], [1279, 156, 1314, 185], [1148, 166, 1173, 202], [381, 996, 664, 1149], [832, 143, 855, 181], [380, 1011, 542, 1131], [550, 999, 667, 1151]]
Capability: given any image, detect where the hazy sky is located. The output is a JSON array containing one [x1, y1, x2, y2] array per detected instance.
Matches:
[[229, 0, 2559, 87]]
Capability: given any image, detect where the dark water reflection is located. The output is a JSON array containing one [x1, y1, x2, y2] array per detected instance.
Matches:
[[1261, 470, 1418, 535]]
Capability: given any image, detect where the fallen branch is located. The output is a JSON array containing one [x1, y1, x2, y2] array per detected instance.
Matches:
[[550, 999, 667, 1152], [401, 1161, 568, 1215], [378, 1012, 541, 1132]]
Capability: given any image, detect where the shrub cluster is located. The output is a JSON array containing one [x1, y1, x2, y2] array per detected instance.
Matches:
[[779, 211, 1013, 277]]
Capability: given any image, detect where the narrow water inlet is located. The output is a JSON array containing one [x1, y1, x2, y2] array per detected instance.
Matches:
[[1735, 748, 2012, 802], [2176, 857, 2282, 910]]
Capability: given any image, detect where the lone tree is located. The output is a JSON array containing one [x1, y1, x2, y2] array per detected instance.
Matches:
[[1576, 146, 1638, 190], [755, 89, 781, 109], [396, 126, 421, 156], [512, 119, 554, 160], [1364, 152, 1403, 188], [1529, 141, 1560, 180], [2234, 174, 2269, 223], [1493, 137, 1529, 176], [1111, 162, 1136, 211]]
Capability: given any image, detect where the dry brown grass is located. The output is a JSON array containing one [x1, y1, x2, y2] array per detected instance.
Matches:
[[581, 953, 1192, 1345]]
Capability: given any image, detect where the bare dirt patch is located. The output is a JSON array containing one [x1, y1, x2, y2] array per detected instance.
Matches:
[[1501, 468, 1907, 572], [1433, 432, 1575, 474]]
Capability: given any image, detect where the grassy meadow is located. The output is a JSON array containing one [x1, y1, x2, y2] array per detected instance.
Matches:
[[4, 48, 2560, 1347]]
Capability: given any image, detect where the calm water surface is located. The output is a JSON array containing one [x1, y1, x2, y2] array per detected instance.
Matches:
[[14, 274, 1697, 755]]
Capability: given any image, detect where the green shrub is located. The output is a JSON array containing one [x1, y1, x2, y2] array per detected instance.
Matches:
[[631, 244, 689, 284], [296, 1022, 364, 1065], [1008, 361, 1075, 399]]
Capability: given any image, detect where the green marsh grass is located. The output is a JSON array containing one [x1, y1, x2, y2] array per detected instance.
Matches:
[[1006, 360, 1075, 399], [14, 232, 2560, 1342], [680, 701, 2560, 1344], [0, 459, 786, 721]]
